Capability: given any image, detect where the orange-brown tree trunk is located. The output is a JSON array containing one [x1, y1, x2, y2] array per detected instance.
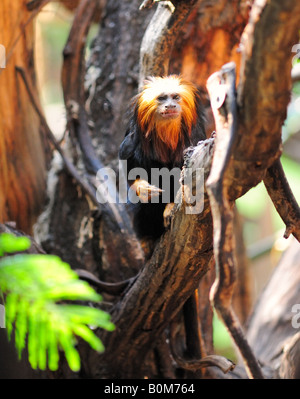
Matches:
[[0, 0, 47, 234]]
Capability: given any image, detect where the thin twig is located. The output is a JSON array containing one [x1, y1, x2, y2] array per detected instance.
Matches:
[[264, 158, 300, 242], [26, 0, 51, 11], [75, 269, 136, 295], [170, 321, 235, 374], [62, 0, 102, 175], [174, 354, 236, 374]]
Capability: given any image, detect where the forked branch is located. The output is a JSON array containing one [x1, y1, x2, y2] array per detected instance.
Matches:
[[206, 62, 264, 379]]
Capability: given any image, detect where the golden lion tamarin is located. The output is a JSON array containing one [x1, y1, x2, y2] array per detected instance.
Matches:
[[119, 75, 206, 239]]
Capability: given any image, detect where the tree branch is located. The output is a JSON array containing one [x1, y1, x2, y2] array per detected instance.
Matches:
[[15, 66, 101, 210], [139, 0, 198, 86], [61, 0, 145, 269], [16, 66, 147, 284], [62, 0, 102, 175], [200, 0, 300, 378], [227, 0, 300, 200], [264, 159, 300, 242], [169, 314, 235, 374], [26, 0, 51, 11], [97, 139, 215, 378], [206, 63, 264, 379], [279, 332, 300, 379], [75, 268, 135, 295], [173, 353, 236, 375]]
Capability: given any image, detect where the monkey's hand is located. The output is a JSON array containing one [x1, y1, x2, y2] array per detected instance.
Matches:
[[131, 179, 163, 203]]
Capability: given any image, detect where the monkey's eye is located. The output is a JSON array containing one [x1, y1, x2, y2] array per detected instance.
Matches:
[[172, 94, 181, 101], [157, 95, 168, 102]]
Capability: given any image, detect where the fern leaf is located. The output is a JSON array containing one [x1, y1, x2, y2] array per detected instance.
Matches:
[[0, 233, 115, 372]]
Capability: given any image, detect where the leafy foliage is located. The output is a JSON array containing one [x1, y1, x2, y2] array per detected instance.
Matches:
[[0, 233, 115, 372]]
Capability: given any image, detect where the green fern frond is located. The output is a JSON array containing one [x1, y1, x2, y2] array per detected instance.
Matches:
[[0, 233, 31, 256], [0, 233, 115, 372]]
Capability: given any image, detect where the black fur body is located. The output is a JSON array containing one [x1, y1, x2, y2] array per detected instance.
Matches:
[[119, 80, 206, 240]]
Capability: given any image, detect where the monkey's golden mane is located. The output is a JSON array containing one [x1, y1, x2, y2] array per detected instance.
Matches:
[[136, 76, 198, 162]]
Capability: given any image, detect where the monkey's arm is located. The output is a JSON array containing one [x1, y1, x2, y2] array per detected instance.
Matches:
[[119, 130, 162, 203]]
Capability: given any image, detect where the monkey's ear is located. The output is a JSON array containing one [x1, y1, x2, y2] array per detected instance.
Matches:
[[144, 75, 155, 82], [143, 75, 156, 87], [137, 76, 154, 94]]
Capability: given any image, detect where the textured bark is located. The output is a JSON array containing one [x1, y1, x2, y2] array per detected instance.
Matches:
[[170, 0, 249, 88], [203, 0, 300, 378], [87, 0, 155, 163], [0, 0, 48, 233], [229, 0, 300, 199], [95, 140, 214, 378], [139, 0, 199, 86]]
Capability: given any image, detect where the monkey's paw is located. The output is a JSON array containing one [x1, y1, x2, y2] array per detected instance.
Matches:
[[134, 179, 163, 203]]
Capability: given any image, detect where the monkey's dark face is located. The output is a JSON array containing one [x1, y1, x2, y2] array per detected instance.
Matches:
[[155, 93, 182, 121]]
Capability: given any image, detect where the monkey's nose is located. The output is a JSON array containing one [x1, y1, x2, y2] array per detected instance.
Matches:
[[165, 103, 176, 109]]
